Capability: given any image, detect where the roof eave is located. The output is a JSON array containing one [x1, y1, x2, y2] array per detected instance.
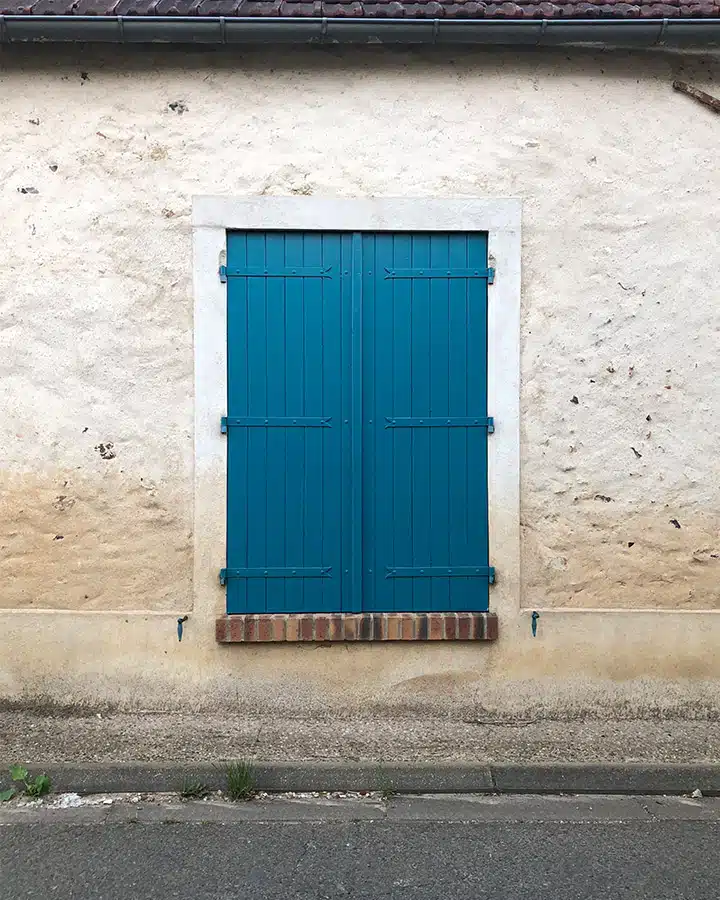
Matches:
[[1, 16, 719, 47]]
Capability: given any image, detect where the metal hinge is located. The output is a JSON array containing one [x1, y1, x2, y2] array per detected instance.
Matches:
[[220, 567, 332, 585], [220, 265, 332, 282], [384, 266, 495, 284], [221, 416, 332, 433], [384, 416, 494, 433], [385, 566, 495, 583]]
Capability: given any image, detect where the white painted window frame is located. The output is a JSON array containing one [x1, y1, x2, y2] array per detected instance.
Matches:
[[191, 196, 521, 624]]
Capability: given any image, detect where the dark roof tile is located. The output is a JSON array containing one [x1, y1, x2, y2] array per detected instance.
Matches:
[[322, 2, 364, 14], [196, 0, 242, 13], [72, 0, 119, 12], [4, 0, 720, 18]]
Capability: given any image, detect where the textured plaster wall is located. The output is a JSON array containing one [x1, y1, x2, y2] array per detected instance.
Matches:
[[1, 44, 719, 711]]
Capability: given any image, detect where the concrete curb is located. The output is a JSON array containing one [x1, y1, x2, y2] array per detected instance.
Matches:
[[2, 761, 720, 796]]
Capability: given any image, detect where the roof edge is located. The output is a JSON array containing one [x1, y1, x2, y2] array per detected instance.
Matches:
[[0, 16, 719, 47]]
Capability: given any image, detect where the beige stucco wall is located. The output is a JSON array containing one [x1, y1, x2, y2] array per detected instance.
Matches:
[[1, 44, 720, 715]]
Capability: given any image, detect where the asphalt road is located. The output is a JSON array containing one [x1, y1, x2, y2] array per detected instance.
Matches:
[[2, 794, 720, 900]]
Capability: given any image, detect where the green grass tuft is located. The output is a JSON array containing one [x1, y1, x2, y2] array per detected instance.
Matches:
[[225, 760, 255, 801]]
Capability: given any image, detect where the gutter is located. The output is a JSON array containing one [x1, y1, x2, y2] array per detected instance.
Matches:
[[0, 16, 719, 47]]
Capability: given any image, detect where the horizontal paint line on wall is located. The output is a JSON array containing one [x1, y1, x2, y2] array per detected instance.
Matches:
[[0, 609, 191, 617], [521, 607, 720, 616]]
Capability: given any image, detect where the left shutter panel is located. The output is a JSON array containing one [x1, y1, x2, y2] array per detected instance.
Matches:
[[225, 231, 350, 614]]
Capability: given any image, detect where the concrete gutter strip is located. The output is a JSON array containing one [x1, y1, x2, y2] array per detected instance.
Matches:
[[0, 16, 719, 47], [2, 761, 720, 796]]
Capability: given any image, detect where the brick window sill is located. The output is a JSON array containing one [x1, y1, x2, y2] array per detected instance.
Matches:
[[216, 612, 498, 643]]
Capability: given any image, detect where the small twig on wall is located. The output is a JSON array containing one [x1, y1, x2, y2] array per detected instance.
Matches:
[[673, 80, 720, 114]]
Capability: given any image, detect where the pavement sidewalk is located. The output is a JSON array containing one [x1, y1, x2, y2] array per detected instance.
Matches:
[[2, 709, 720, 795]]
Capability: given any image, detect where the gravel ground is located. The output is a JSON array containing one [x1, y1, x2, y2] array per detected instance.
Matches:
[[1, 711, 719, 763]]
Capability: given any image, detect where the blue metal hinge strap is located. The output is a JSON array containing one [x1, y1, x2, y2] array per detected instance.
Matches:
[[220, 567, 332, 585], [220, 265, 332, 282], [385, 416, 494, 433], [384, 267, 495, 284], [221, 416, 332, 433], [385, 566, 495, 584]]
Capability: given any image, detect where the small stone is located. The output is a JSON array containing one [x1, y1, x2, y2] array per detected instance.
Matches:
[[692, 789, 703, 799]]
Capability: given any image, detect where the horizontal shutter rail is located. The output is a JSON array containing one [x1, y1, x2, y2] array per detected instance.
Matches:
[[221, 416, 332, 432], [220, 567, 332, 585], [220, 265, 333, 282], [383, 266, 495, 284], [386, 566, 496, 584], [384, 416, 494, 433]]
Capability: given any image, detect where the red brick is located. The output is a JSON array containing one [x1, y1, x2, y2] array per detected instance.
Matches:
[[457, 614, 472, 641], [344, 615, 359, 641], [272, 616, 287, 641], [360, 615, 374, 640], [485, 614, 500, 641], [314, 615, 330, 641], [243, 616, 258, 642], [400, 614, 415, 640], [428, 614, 444, 640], [385, 615, 402, 641], [285, 616, 300, 642], [215, 617, 229, 642], [328, 615, 344, 641], [415, 615, 429, 640], [443, 613, 459, 640], [299, 615, 315, 641], [257, 617, 274, 642], [229, 616, 244, 642]]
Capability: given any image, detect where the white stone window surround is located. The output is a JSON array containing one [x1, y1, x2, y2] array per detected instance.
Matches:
[[192, 196, 522, 624]]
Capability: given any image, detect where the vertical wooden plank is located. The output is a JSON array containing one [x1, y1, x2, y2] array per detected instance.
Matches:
[[263, 233, 287, 612], [226, 232, 248, 614], [361, 233, 376, 611], [367, 233, 396, 612], [283, 232, 305, 614], [409, 234, 432, 613], [428, 233, 451, 611], [390, 234, 413, 613], [349, 232, 363, 613], [319, 232, 344, 612], [244, 231, 269, 613], [448, 233, 472, 610], [338, 233, 353, 612], [302, 233, 325, 613]]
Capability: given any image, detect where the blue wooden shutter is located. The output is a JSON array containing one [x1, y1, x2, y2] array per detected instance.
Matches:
[[224, 230, 492, 615], [361, 233, 492, 612], [224, 232, 352, 614]]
